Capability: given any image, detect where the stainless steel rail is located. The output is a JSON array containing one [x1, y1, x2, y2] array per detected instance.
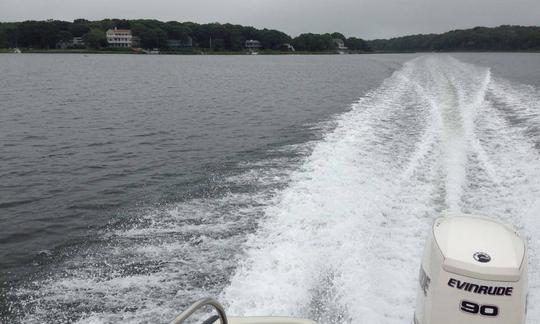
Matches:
[[170, 298, 228, 324]]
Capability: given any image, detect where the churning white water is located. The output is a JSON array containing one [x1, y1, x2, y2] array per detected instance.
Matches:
[[222, 55, 540, 324]]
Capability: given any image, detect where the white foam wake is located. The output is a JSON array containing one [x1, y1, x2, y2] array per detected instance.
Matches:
[[222, 55, 540, 324]]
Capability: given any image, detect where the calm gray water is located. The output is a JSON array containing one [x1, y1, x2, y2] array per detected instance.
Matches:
[[1, 53, 540, 324]]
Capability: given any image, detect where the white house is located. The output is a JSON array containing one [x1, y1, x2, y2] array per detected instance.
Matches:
[[106, 28, 133, 48], [56, 37, 85, 49], [72, 37, 84, 46], [333, 38, 348, 50], [245, 39, 261, 49], [282, 43, 295, 52]]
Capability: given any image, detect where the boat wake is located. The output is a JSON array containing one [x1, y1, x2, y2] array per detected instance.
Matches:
[[222, 55, 540, 324], [10, 55, 540, 324]]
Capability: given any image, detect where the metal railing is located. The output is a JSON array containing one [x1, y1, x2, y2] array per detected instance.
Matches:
[[170, 298, 228, 324]]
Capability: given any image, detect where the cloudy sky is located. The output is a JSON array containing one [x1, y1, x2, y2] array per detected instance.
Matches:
[[1, 0, 539, 39]]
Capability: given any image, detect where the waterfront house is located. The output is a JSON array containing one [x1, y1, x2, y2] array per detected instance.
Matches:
[[167, 37, 193, 49], [245, 39, 262, 49], [73, 37, 84, 47], [56, 37, 85, 49], [282, 43, 296, 52], [333, 38, 348, 50], [106, 28, 133, 48]]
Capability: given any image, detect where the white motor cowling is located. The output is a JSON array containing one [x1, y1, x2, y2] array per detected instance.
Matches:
[[414, 214, 528, 324]]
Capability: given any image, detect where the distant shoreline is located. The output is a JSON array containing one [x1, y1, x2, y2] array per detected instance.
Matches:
[[2, 49, 539, 55], [3, 20, 538, 54], [0, 48, 371, 55]]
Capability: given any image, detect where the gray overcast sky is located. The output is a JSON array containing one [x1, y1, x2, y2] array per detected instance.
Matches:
[[1, 0, 539, 39]]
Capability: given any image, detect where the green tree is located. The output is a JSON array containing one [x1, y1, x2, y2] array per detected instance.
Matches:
[[130, 22, 148, 36], [345, 37, 371, 51], [331, 32, 345, 40], [0, 23, 18, 48], [164, 22, 192, 41], [255, 28, 291, 49], [57, 30, 73, 42], [292, 33, 335, 51], [69, 23, 90, 37], [140, 28, 168, 48], [83, 29, 106, 49], [367, 25, 540, 52], [227, 29, 244, 51]]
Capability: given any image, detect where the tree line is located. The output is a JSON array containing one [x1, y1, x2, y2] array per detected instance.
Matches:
[[3, 20, 537, 53], [368, 25, 540, 52], [0, 19, 372, 52]]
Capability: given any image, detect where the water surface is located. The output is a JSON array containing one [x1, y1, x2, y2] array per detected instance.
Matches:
[[1, 53, 540, 324]]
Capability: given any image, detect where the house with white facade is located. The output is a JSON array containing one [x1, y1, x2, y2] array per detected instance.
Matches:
[[282, 43, 295, 52], [333, 38, 348, 50], [245, 40, 261, 49], [56, 37, 85, 49], [106, 28, 133, 48]]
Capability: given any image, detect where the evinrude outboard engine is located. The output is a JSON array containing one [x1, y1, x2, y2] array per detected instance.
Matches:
[[414, 214, 528, 324]]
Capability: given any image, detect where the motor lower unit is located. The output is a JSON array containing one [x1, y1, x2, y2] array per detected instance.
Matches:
[[414, 214, 528, 324]]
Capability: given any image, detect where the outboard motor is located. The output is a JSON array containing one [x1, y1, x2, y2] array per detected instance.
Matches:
[[414, 214, 528, 324]]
